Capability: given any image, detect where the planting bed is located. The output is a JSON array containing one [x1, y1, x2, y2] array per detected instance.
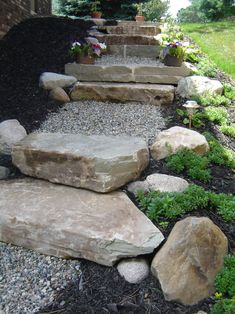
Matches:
[[0, 17, 234, 314]]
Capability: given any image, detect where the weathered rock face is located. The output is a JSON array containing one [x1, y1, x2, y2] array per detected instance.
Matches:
[[117, 258, 149, 284], [12, 133, 149, 193], [0, 119, 27, 155], [176, 76, 223, 98], [151, 126, 209, 160], [151, 217, 228, 305], [0, 179, 164, 266], [39, 72, 77, 90], [0, 166, 10, 179], [128, 173, 189, 194], [49, 87, 70, 103]]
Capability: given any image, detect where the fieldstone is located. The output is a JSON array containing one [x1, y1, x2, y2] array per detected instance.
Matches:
[[49, 87, 70, 103], [176, 76, 223, 98], [117, 258, 149, 284], [39, 72, 77, 90], [151, 217, 228, 305], [12, 133, 149, 193], [128, 173, 189, 194], [0, 166, 10, 179], [195, 312, 207, 314], [0, 178, 164, 266], [0, 119, 27, 155], [151, 126, 209, 160]]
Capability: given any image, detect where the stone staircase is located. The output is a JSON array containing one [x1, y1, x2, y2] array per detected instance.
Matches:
[[65, 20, 193, 106]]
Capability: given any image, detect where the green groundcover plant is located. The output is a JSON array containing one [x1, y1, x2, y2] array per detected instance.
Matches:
[[211, 255, 235, 314], [136, 184, 235, 223]]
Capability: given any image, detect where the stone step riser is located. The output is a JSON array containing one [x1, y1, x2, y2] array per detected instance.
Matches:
[[65, 63, 192, 85], [70, 82, 175, 106], [97, 25, 161, 36], [107, 45, 160, 58], [95, 34, 160, 46]]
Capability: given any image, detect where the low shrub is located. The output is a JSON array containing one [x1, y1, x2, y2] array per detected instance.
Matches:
[[136, 185, 235, 223], [219, 124, 235, 138], [191, 94, 232, 107], [211, 255, 235, 314], [205, 107, 229, 126], [193, 57, 217, 77], [223, 83, 235, 100]]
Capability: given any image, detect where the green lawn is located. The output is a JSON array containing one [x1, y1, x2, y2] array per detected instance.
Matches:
[[180, 21, 235, 81]]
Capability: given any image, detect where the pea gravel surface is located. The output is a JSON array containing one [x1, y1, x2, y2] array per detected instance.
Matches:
[[0, 242, 81, 314], [36, 100, 167, 145], [95, 55, 163, 66]]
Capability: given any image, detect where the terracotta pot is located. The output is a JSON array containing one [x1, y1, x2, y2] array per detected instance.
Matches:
[[77, 55, 95, 65], [135, 15, 145, 22], [91, 11, 102, 19], [163, 55, 183, 67]]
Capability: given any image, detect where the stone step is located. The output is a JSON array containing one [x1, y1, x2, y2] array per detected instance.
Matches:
[[70, 82, 175, 106], [107, 45, 160, 58], [65, 62, 192, 85], [0, 178, 164, 266], [95, 33, 160, 45], [97, 25, 161, 36]]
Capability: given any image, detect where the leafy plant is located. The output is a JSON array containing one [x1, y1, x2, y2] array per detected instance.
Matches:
[[90, 0, 101, 12], [219, 124, 235, 138], [193, 57, 217, 77], [223, 83, 235, 100], [162, 42, 186, 59], [192, 94, 232, 107], [205, 107, 229, 125], [177, 108, 205, 128], [211, 255, 235, 314], [136, 185, 235, 223]]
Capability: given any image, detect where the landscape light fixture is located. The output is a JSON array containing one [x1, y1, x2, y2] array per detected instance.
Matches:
[[183, 100, 200, 129]]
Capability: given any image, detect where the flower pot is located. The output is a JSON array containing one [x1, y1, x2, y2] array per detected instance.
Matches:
[[77, 55, 95, 65], [135, 15, 145, 22], [91, 11, 102, 19], [163, 55, 183, 67]]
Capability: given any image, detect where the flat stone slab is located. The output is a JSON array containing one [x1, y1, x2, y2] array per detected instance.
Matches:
[[0, 179, 164, 266], [65, 62, 192, 85], [70, 82, 175, 106], [107, 45, 160, 58], [12, 133, 149, 193], [97, 25, 161, 36]]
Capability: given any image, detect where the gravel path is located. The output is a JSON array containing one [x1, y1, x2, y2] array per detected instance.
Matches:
[[95, 55, 164, 66], [0, 243, 81, 314], [36, 101, 166, 145]]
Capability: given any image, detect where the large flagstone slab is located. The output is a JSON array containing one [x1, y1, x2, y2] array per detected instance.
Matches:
[[0, 179, 164, 266], [12, 133, 149, 193]]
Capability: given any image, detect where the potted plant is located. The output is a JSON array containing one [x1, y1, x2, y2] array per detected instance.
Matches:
[[69, 39, 106, 64], [90, 1, 102, 19], [161, 42, 185, 67], [135, 3, 145, 22]]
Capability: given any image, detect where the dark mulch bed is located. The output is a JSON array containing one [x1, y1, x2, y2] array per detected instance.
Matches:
[[0, 17, 234, 314]]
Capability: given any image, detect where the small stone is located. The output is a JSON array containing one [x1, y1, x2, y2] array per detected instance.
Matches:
[[151, 126, 209, 160], [195, 311, 207, 314], [0, 166, 10, 179], [176, 76, 223, 98], [128, 173, 189, 194], [49, 87, 70, 103], [39, 72, 77, 90], [117, 258, 149, 284], [0, 119, 27, 155]]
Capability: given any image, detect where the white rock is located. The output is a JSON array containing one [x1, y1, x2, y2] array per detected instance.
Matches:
[[39, 72, 77, 90], [0, 166, 10, 179], [12, 133, 149, 193], [151, 126, 209, 160], [49, 87, 70, 103], [128, 173, 189, 194], [117, 258, 149, 284], [0, 119, 27, 155], [176, 76, 223, 98], [0, 178, 164, 266]]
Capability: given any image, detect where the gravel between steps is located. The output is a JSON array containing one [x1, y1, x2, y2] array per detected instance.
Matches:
[[0, 242, 81, 314], [95, 55, 164, 66], [36, 100, 166, 145]]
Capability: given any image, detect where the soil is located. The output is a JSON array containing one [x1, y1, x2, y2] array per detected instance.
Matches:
[[0, 17, 234, 314]]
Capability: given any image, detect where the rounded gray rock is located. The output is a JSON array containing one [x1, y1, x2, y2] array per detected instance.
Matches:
[[117, 258, 149, 284]]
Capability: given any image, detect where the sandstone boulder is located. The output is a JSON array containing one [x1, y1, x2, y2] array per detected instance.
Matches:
[[117, 258, 149, 284], [39, 72, 77, 90], [151, 217, 228, 305], [49, 87, 70, 103], [0, 166, 10, 179], [151, 126, 209, 160], [0, 119, 27, 155], [12, 133, 149, 193], [128, 173, 189, 194], [0, 179, 164, 266], [176, 76, 223, 98]]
